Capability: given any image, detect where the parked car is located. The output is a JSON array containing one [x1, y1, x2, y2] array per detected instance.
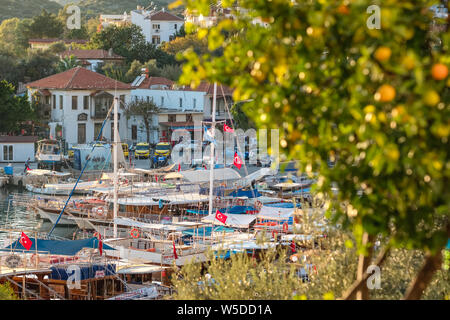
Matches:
[[134, 142, 150, 159], [121, 143, 129, 158]]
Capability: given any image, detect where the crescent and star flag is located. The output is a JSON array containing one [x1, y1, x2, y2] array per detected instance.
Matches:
[[19, 232, 33, 251], [215, 209, 228, 224], [290, 241, 296, 253], [178, 163, 181, 172], [233, 152, 243, 170], [223, 123, 234, 133], [173, 241, 178, 259]]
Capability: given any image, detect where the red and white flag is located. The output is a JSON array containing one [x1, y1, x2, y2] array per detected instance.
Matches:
[[19, 232, 33, 251], [223, 123, 234, 133], [233, 152, 243, 170], [215, 209, 228, 224], [97, 233, 103, 256], [178, 163, 181, 172], [173, 241, 178, 259]]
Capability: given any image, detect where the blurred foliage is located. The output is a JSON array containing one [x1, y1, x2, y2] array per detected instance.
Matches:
[[0, 282, 18, 300], [173, 0, 449, 256], [170, 200, 449, 300]]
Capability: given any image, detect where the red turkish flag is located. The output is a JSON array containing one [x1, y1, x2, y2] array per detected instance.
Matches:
[[178, 163, 181, 172], [215, 209, 228, 224], [173, 241, 178, 259], [19, 232, 33, 251], [233, 152, 242, 170], [97, 233, 103, 256], [290, 241, 296, 253], [223, 123, 234, 133]]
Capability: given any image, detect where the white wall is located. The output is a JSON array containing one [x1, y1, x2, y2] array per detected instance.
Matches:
[[0, 143, 35, 162], [28, 89, 132, 148], [132, 88, 205, 112]]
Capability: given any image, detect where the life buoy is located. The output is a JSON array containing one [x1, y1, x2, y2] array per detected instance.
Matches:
[[96, 207, 105, 216], [255, 200, 263, 210], [272, 230, 278, 239], [130, 228, 139, 239], [255, 222, 277, 227], [283, 222, 289, 232]]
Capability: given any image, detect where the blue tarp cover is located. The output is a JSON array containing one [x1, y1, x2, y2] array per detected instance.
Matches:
[[50, 263, 116, 281], [219, 205, 257, 214], [1, 237, 115, 255], [265, 202, 301, 208], [182, 226, 235, 237], [229, 189, 261, 198]]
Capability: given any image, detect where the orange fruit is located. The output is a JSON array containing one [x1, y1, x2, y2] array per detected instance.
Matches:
[[431, 63, 448, 80], [376, 85, 396, 102], [337, 5, 350, 15], [374, 47, 392, 62]]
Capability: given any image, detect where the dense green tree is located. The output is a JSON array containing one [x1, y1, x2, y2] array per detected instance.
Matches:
[[173, 0, 449, 300], [0, 80, 35, 134], [161, 34, 209, 56], [23, 9, 64, 39], [88, 24, 177, 66]]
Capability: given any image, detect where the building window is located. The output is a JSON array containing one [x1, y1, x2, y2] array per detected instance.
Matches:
[[168, 114, 176, 123], [193, 98, 197, 108], [186, 114, 193, 122], [179, 98, 182, 108], [152, 36, 161, 45], [174, 24, 178, 30], [72, 96, 78, 110], [146, 96, 149, 103], [161, 96, 164, 106], [152, 24, 160, 30], [3, 145, 13, 161], [78, 123, 86, 144], [119, 95, 125, 106], [131, 125, 137, 141], [52, 95, 56, 109], [94, 123, 103, 140], [59, 95, 63, 110], [83, 96, 89, 110]]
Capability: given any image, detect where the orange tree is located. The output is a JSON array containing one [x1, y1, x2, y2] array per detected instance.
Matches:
[[171, 0, 449, 299]]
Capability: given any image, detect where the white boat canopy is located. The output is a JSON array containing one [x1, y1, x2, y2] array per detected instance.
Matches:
[[201, 213, 256, 228], [180, 168, 241, 183], [256, 205, 297, 221]]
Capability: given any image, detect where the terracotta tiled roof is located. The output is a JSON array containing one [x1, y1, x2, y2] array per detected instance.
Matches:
[[184, 82, 234, 96], [28, 38, 88, 44], [147, 11, 184, 21], [60, 49, 124, 60], [26, 67, 131, 90], [0, 136, 39, 143], [135, 76, 174, 89]]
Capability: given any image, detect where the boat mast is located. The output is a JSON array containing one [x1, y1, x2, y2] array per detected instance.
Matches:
[[113, 96, 119, 238], [208, 83, 217, 217]]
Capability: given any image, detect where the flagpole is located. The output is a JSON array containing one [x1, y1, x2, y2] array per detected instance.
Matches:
[[113, 96, 118, 238], [208, 83, 217, 217]]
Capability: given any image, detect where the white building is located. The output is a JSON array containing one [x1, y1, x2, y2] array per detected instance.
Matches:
[[0, 136, 38, 163], [26, 67, 132, 149], [131, 7, 184, 45], [130, 75, 234, 143]]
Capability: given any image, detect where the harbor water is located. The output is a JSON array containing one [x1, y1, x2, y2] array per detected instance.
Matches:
[[0, 186, 77, 245]]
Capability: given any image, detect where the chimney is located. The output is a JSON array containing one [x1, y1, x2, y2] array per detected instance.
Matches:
[[141, 68, 149, 78]]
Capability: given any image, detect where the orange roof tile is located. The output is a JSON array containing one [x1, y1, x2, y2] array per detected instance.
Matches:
[[26, 67, 131, 90]]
